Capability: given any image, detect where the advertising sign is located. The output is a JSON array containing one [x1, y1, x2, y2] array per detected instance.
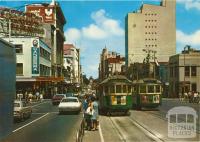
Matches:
[[26, 6, 54, 23], [32, 47, 39, 74]]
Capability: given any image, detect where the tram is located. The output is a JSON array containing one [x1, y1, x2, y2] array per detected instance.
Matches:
[[132, 78, 162, 109], [98, 75, 133, 115]]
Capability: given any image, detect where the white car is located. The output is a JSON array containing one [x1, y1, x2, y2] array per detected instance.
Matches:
[[58, 97, 82, 114], [14, 100, 32, 121]]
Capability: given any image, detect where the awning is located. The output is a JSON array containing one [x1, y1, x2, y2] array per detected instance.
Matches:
[[16, 77, 64, 82]]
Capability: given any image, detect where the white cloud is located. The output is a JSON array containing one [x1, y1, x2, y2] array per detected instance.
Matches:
[[177, 29, 200, 45], [64, 28, 81, 44], [177, 0, 200, 11], [176, 29, 200, 52], [64, 9, 125, 78]]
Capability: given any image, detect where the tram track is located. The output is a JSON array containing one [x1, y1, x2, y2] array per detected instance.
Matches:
[[108, 116, 165, 142]]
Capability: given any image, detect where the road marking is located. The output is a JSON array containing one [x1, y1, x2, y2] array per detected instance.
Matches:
[[98, 123, 105, 142], [13, 113, 49, 133]]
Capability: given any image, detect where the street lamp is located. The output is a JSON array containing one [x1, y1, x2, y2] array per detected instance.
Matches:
[[183, 45, 190, 93]]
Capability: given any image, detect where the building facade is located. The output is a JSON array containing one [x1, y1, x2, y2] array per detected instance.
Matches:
[[63, 44, 81, 84], [125, 0, 176, 66], [3, 37, 53, 98], [169, 47, 200, 98], [26, 1, 66, 78], [99, 48, 125, 81]]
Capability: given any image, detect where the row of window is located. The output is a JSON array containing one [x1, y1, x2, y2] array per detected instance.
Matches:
[[16, 63, 51, 76], [170, 66, 197, 77], [40, 47, 51, 61], [145, 38, 157, 41], [145, 32, 157, 34], [145, 26, 157, 28], [145, 45, 158, 47], [104, 85, 132, 94], [145, 13, 157, 16], [145, 20, 157, 22]]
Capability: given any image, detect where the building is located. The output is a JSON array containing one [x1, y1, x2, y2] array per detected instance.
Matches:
[[26, 0, 66, 81], [125, 0, 176, 66], [0, 38, 15, 140], [3, 37, 53, 98], [63, 44, 81, 84], [99, 48, 125, 81], [169, 46, 200, 98]]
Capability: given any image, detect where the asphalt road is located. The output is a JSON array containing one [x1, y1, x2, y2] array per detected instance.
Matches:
[[2, 100, 82, 142]]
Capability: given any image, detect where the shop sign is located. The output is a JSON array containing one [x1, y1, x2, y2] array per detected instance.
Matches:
[[32, 47, 39, 74]]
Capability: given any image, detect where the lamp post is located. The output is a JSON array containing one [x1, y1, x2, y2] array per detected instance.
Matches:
[[183, 45, 190, 93]]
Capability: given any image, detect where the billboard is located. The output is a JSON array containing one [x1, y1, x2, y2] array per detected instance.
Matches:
[[26, 6, 55, 23], [32, 39, 39, 74]]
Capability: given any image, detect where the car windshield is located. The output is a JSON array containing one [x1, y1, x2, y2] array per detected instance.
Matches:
[[66, 93, 74, 97], [62, 98, 78, 102], [14, 103, 20, 107]]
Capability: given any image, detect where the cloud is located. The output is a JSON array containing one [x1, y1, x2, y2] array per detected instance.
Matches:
[[64, 9, 125, 78], [177, 0, 200, 11], [176, 29, 200, 52]]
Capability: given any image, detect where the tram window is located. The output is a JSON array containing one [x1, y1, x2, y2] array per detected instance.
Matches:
[[155, 85, 160, 93], [110, 85, 115, 93], [105, 86, 108, 93], [170, 114, 176, 123], [140, 85, 146, 93], [123, 85, 127, 93], [187, 114, 194, 123], [116, 85, 122, 93], [128, 85, 131, 93], [177, 114, 186, 123], [148, 85, 154, 93]]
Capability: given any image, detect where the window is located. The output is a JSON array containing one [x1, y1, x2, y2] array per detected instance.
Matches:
[[155, 85, 160, 93], [116, 85, 122, 93], [191, 66, 196, 76], [140, 85, 146, 93], [110, 85, 115, 93], [123, 85, 127, 93], [15, 44, 23, 53], [148, 85, 154, 93], [16, 63, 23, 75], [191, 83, 197, 92], [185, 66, 190, 76], [128, 85, 132, 93], [105, 86, 108, 93]]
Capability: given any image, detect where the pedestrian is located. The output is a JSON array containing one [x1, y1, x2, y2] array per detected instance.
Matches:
[[85, 101, 93, 131], [91, 97, 99, 131]]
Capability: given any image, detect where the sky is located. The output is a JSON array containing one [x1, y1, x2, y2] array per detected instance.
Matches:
[[0, 0, 200, 78]]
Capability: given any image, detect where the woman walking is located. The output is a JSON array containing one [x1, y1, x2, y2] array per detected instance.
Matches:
[[91, 97, 99, 131]]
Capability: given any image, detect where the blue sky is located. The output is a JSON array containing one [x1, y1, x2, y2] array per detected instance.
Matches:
[[1, 0, 200, 78]]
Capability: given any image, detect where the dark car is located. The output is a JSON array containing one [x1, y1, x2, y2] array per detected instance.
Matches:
[[52, 94, 66, 105]]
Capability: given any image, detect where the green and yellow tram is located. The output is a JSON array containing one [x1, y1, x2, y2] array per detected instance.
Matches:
[[98, 75, 133, 115], [132, 78, 162, 109]]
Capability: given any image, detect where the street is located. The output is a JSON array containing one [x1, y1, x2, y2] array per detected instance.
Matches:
[[2, 100, 82, 142], [1, 99, 199, 142]]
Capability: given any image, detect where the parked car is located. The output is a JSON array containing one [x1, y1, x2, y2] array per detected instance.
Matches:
[[52, 94, 66, 105], [58, 97, 82, 114], [14, 100, 32, 121]]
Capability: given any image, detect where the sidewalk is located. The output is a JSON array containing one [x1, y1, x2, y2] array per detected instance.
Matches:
[[83, 129, 101, 142]]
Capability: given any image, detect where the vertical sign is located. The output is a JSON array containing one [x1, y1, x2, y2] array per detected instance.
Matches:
[[32, 39, 39, 74]]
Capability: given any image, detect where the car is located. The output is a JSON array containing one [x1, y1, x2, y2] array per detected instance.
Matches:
[[66, 92, 74, 97], [58, 97, 82, 114], [14, 100, 32, 121], [52, 94, 66, 105]]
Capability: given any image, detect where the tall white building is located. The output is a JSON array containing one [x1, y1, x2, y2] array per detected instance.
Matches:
[[125, 0, 176, 66], [63, 44, 80, 84]]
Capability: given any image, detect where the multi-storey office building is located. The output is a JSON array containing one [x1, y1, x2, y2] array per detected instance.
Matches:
[[169, 47, 200, 98], [125, 0, 176, 66], [63, 44, 81, 84], [3, 37, 52, 98]]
